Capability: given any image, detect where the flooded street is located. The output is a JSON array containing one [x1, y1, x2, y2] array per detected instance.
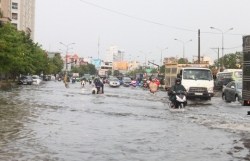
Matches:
[[0, 81, 250, 161]]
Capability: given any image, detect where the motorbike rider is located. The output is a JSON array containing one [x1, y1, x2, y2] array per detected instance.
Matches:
[[149, 78, 158, 94], [168, 78, 187, 108], [94, 78, 103, 94]]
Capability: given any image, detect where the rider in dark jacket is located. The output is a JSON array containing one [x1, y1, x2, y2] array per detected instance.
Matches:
[[168, 78, 186, 108], [94, 78, 103, 94]]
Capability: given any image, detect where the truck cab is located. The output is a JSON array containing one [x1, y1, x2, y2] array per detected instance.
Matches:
[[178, 68, 214, 100], [165, 61, 214, 100]]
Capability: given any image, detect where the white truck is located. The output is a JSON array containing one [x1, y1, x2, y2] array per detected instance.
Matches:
[[165, 61, 214, 100]]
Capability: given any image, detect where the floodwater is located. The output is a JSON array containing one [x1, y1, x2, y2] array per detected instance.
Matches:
[[0, 81, 250, 161]]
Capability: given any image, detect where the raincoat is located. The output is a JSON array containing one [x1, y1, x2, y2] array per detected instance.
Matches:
[[168, 83, 186, 106]]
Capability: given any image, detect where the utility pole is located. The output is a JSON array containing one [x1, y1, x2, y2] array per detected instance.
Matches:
[[198, 29, 200, 64], [98, 37, 100, 59]]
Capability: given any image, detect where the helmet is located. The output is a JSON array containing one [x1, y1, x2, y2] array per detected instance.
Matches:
[[176, 78, 181, 83]]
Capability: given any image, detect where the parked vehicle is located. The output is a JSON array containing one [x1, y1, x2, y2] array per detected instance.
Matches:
[[108, 77, 120, 87], [214, 78, 234, 91], [123, 77, 132, 87], [214, 70, 242, 90], [18, 75, 33, 85], [32, 75, 42, 85], [222, 81, 242, 103]]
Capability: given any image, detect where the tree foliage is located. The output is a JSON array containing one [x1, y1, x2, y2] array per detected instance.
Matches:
[[0, 23, 63, 81], [71, 63, 97, 76], [178, 58, 189, 64], [213, 52, 242, 69]]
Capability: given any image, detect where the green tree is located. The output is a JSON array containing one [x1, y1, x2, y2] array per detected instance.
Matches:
[[178, 58, 188, 64], [113, 70, 119, 76], [159, 65, 165, 77], [214, 52, 242, 69], [0, 9, 4, 28], [0, 22, 58, 81], [87, 64, 97, 75], [0, 23, 27, 80], [50, 55, 64, 74], [71, 66, 80, 74], [79, 65, 89, 76], [107, 70, 112, 75], [150, 68, 158, 73]]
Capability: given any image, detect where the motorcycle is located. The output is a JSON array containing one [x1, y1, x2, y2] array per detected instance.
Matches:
[[143, 82, 149, 89], [72, 78, 76, 83], [130, 80, 139, 87], [173, 90, 187, 109]]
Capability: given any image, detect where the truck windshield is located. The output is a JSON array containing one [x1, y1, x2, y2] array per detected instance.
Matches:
[[183, 69, 212, 80]]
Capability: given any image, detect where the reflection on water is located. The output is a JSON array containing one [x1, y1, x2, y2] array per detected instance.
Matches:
[[0, 81, 249, 161]]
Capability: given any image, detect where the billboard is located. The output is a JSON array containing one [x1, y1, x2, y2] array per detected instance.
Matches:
[[113, 61, 128, 70], [90, 59, 102, 68]]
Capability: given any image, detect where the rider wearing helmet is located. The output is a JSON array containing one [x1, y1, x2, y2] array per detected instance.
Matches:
[[168, 78, 187, 108], [94, 78, 103, 94]]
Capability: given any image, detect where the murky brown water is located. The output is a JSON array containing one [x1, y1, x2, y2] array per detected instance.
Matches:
[[0, 81, 250, 161]]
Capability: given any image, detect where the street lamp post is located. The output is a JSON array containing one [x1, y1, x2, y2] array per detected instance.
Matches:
[[211, 47, 220, 71], [174, 39, 192, 59], [60, 42, 75, 73], [129, 55, 139, 71], [210, 27, 233, 69], [129, 55, 139, 61], [140, 51, 151, 68], [59, 48, 73, 73], [156, 47, 168, 66]]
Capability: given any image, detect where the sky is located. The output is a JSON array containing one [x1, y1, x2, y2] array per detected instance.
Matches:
[[35, 0, 250, 65]]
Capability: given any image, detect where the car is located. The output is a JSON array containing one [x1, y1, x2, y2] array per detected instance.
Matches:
[[18, 75, 33, 85], [122, 77, 132, 87], [32, 75, 42, 85], [214, 78, 234, 91], [108, 77, 120, 87], [222, 81, 242, 103]]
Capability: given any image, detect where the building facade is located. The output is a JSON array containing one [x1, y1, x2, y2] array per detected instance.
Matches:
[[106, 45, 125, 62], [0, 0, 36, 40], [0, 0, 12, 23]]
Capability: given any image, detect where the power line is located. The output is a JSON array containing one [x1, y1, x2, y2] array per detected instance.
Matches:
[[79, 0, 196, 32], [79, 0, 247, 35]]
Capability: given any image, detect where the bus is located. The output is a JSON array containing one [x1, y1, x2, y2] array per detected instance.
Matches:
[[214, 69, 242, 90], [242, 35, 250, 106]]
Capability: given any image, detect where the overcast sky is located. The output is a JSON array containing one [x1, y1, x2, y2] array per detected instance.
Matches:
[[35, 0, 250, 65]]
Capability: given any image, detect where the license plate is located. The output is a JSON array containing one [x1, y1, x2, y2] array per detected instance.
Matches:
[[195, 93, 203, 95]]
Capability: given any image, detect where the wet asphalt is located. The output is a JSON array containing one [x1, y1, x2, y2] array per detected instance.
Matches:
[[0, 81, 250, 161]]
